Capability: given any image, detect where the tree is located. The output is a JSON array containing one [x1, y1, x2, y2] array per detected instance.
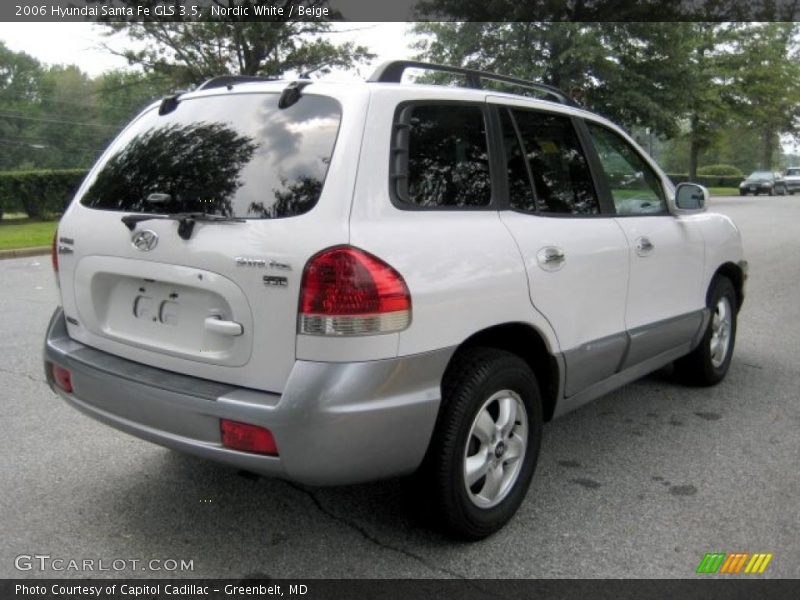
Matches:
[[674, 23, 736, 179], [93, 70, 173, 128], [99, 2, 374, 86], [0, 42, 173, 172], [413, 0, 798, 21], [0, 42, 44, 169], [412, 23, 690, 138], [413, 20, 800, 178], [728, 23, 800, 169], [35, 65, 104, 169]]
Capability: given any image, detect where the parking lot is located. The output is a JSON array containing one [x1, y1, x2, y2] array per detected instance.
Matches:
[[1, 195, 798, 579]]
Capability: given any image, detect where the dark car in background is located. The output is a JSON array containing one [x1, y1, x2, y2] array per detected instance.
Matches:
[[783, 167, 800, 194], [739, 171, 788, 196]]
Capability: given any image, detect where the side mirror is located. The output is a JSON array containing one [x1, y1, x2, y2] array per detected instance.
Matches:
[[673, 182, 708, 213]]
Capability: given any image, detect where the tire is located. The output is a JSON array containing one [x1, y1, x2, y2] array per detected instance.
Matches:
[[415, 347, 543, 540], [739, 190, 746, 196], [674, 277, 738, 386]]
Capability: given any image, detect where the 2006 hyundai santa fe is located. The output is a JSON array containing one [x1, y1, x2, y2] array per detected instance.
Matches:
[[44, 61, 747, 539]]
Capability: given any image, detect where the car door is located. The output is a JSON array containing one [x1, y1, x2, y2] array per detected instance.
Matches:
[[582, 120, 706, 369], [491, 100, 631, 397]]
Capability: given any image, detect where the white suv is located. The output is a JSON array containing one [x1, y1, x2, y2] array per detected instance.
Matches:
[[44, 61, 747, 539]]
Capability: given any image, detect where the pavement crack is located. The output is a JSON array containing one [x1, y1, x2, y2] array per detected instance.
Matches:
[[0, 365, 46, 384], [741, 362, 763, 370], [282, 480, 477, 583]]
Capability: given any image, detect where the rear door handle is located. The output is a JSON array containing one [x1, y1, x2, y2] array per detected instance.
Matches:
[[635, 237, 654, 256], [204, 316, 243, 336], [537, 246, 566, 271]]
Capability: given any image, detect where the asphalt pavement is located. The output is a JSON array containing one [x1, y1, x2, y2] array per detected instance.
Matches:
[[1, 195, 798, 579]]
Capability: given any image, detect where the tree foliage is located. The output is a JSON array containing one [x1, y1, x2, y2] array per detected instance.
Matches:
[[413, 21, 800, 173], [0, 41, 173, 172], [99, 2, 374, 85], [412, 23, 691, 137], [727, 23, 800, 169], [413, 0, 799, 21]]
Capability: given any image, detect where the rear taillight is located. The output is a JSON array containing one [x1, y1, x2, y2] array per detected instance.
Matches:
[[50, 363, 73, 393], [220, 419, 278, 455], [299, 246, 411, 336]]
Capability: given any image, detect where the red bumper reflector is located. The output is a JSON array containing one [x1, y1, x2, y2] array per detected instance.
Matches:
[[51, 364, 73, 393], [220, 419, 278, 456]]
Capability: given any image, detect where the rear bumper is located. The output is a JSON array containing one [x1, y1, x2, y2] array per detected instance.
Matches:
[[44, 308, 452, 485]]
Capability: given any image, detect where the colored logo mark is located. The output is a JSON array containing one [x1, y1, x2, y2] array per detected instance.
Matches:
[[696, 552, 773, 574]]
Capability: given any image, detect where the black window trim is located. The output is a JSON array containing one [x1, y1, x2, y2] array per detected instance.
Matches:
[[388, 100, 501, 212], [490, 103, 615, 218], [578, 117, 671, 218], [492, 105, 537, 212]]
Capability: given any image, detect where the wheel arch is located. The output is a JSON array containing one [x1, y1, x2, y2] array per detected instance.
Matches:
[[444, 322, 561, 422], [711, 261, 745, 311]]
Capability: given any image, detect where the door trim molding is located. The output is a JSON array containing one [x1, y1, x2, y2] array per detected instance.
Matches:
[[554, 308, 708, 417]]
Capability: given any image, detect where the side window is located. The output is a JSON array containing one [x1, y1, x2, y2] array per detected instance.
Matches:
[[395, 104, 491, 208], [586, 122, 666, 215], [511, 109, 600, 215]]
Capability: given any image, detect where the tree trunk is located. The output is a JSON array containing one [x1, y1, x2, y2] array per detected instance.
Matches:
[[761, 128, 774, 170], [688, 114, 700, 181]]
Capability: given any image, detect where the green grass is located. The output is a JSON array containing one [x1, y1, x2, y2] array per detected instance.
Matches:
[[708, 187, 739, 197], [0, 219, 57, 250]]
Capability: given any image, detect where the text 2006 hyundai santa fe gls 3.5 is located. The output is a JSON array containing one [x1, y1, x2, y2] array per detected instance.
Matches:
[[44, 61, 747, 539]]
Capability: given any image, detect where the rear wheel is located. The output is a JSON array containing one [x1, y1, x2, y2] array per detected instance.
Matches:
[[416, 347, 542, 540], [674, 277, 738, 386]]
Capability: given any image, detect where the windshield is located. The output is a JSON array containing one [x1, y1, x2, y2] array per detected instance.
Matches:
[[786, 168, 800, 176], [79, 93, 341, 219], [747, 171, 773, 181]]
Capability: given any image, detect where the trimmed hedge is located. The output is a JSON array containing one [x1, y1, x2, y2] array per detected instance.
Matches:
[[697, 164, 744, 178], [0, 169, 88, 219], [667, 173, 743, 188]]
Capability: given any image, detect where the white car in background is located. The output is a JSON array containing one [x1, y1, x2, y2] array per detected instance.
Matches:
[[44, 61, 747, 539], [784, 167, 800, 194]]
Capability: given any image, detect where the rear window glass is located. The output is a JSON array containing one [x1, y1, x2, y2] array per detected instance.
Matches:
[[79, 93, 341, 219], [395, 104, 491, 208]]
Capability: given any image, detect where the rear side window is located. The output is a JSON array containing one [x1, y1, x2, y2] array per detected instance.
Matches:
[[80, 94, 341, 219], [394, 104, 491, 208], [510, 109, 599, 215]]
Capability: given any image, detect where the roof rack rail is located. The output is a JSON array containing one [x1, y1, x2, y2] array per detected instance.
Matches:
[[197, 75, 280, 91], [367, 60, 578, 107]]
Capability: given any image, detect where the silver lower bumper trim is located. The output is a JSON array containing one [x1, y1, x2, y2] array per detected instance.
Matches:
[[44, 308, 453, 485]]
